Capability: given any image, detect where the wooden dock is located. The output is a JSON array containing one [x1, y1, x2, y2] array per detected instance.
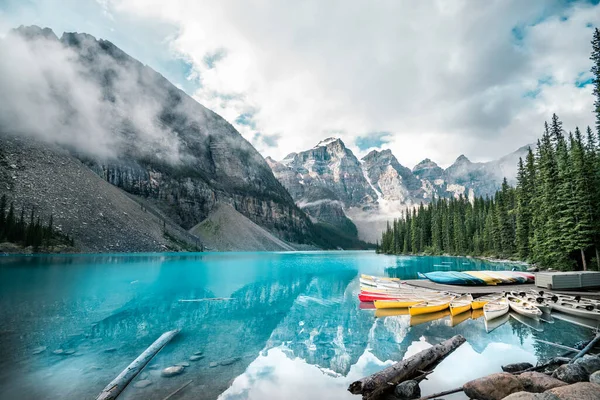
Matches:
[[404, 279, 600, 299]]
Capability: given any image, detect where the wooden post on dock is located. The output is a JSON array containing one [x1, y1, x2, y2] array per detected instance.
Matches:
[[95, 329, 180, 400]]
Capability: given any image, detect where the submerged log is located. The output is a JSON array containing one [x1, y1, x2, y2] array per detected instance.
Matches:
[[533, 339, 579, 353], [96, 329, 180, 400], [162, 379, 192, 400], [348, 335, 466, 400], [569, 333, 600, 364]]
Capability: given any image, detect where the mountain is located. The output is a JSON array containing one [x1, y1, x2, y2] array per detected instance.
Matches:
[[266, 138, 375, 242], [268, 138, 531, 242], [0, 25, 337, 251]]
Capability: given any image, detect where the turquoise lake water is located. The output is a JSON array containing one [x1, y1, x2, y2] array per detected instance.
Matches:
[[0, 251, 595, 400]]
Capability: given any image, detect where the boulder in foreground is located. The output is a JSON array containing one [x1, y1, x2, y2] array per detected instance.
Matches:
[[551, 364, 589, 384], [516, 372, 567, 393], [545, 382, 600, 400], [463, 372, 524, 400]]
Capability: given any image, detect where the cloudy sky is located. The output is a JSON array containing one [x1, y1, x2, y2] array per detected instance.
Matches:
[[1, 0, 599, 168]]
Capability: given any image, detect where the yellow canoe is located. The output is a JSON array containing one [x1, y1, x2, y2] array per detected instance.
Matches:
[[374, 299, 424, 309], [375, 308, 410, 317], [409, 297, 454, 316], [410, 309, 450, 326], [449, 294, 473, 316], [465, 271, 500, 285]]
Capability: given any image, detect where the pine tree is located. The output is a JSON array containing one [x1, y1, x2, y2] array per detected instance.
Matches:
[[515, 157, 531, 259], [585, 126, 600, 269], [591, 28, 600, 133], [5, 202, 15, 242], [0, 194, 6, 239], [568, 128, 595, 269]]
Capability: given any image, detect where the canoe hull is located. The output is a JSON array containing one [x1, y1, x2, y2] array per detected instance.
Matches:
[[483, 299, 509, 321], [507, 297, 542, 320], [450, 303, 471, 316], [550, 302, 600, 321], [374, 299, 423, 309], [409, 301, 450, 316]]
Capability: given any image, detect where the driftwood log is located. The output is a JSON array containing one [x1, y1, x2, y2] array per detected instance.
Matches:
[[96, 329, 180, 400], [533, 339, 578, 353], [348, 334, 466, 400], [569, 333, 600, 364]]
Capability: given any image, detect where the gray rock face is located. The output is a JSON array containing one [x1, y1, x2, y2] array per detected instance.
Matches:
[[463, 372, 525, 400], [412, 158, 443, 181], [590, 370, 600, 385], [503, 392, 560, 400], [266, 141, 364, 236], [517, 372, 568, 393], [574, 355, 600, 375], [362, 149, 422, 204], [280, 138, 376, 207], [503, 362, 535, 373], [552, 363, 590, 384], [546, 382, 600, 399], [0, 135, 198, 252], [394, 380, 420, 399]]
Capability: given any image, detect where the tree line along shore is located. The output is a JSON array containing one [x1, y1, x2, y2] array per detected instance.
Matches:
[[377, 29, 600, 271]]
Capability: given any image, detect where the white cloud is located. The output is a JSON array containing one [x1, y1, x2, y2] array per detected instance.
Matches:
[[5, 0, 600, 167]]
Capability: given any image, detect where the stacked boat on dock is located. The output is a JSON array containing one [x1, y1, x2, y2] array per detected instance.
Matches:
[[358, 274, 600, 331], [418, 270, 535, 285]]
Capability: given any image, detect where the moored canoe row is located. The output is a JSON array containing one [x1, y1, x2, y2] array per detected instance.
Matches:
[[418, 270, 535, 286], [358, 274, 600, 323]]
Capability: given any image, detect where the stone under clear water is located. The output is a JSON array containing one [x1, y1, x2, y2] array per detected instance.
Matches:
[[0, 251, 594, 400]]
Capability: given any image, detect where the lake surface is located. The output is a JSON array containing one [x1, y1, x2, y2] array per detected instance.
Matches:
[[0, 251, 595, 400]]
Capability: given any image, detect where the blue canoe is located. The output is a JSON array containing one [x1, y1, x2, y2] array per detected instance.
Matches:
[[419, 271, 486, 286]]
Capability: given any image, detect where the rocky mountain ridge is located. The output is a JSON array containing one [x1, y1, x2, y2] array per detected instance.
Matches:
[[0, 26, 359, 251], [268, 138, 531, 242]]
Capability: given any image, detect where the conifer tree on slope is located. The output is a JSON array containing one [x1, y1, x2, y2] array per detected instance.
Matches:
[[591, 28, 600, 133], [569, 128, 595, 270], [585, 126, 600, 268]]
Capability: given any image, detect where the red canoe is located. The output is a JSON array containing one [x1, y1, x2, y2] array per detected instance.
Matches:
[[359, 293, 404, 302]]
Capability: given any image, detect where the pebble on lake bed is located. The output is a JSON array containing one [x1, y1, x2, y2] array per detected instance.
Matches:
[[103, 348, 117, 353], [177, 362, 190, 367], [133, 380, 152, 388], [194, 351, 203, 356], [52, 349, 64, 355], [189, 355, 204, 361], [32, 346, 46, 355], [161, 366, 185, 377], [219, 357, 241, 366], [209, 362, 218, 368]]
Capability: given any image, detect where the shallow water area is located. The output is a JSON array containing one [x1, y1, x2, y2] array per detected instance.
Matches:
[[0, 251, 594, 400]]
